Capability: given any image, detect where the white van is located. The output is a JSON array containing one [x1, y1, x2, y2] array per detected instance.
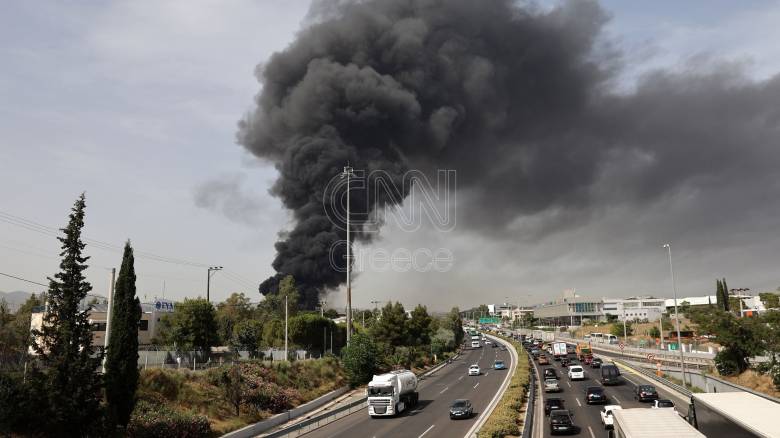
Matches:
[[607, 335, 619, 344]]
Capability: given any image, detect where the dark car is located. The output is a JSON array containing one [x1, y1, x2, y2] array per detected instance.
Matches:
[[449, 399, 473, 419], [590, 358, 603, 368], [634, 384, 659, 402], [549, 409, 577, 435], [544, 368, 559, 380], [544, 398, 566, 415], [600, 364, 621, 385], [560, 358, 570, 367], [585, 386, 608, 404]]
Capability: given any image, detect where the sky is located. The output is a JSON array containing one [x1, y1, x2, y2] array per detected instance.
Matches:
[[1, 0, 779, 312]]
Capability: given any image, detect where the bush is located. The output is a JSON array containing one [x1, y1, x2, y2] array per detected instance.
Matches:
[[0, 372, 34, 434], [478, 337, 531, 438], [127, 401, 210, 438], [715, 347, 747, 376]]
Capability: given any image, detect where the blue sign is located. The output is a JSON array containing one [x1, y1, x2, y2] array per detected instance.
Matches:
[[154, 300, 175, 312]]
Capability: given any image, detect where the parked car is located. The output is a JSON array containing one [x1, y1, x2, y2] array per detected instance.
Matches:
[[544, 368, 559, 380], [468, 364, 481, 376], [449, 399, 473, 419], [494, 360, 506, 370], [544, 378, 561, 393], [634, 384, 659, 402], [652, 399, 676, 412], [568, 365, 585, 381], [585, 386, 607, 404], [549, 409, 577, 435], [544, 398, 565, 415], [590, 357, 602, 368], [600, 405, 622, 429], [538, 355, 550, 365]]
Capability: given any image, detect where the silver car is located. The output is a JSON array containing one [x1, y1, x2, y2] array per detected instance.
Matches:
[[544, 378, 561, 392]]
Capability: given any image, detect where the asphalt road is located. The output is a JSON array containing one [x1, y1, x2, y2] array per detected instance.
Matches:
[[302, 342, 512, 438], [532, 347, 691, 438]]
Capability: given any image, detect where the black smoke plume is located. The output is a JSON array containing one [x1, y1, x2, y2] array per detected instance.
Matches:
[[239, 0, 780, 308]]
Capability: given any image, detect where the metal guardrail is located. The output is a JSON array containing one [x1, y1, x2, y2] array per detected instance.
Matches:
[[521, 352, 535, 438], [264, 397, 368, 438], [612, 358, 693, 398]]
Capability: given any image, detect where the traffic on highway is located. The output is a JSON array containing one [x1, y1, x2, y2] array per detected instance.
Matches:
[[302, 334, 514, 438]]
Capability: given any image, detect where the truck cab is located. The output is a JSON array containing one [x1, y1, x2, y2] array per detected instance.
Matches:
[[367, 370, 419, 417]]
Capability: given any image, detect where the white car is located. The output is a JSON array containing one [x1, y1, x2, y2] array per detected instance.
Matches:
[[544, 378, 561, 393], [568, 365, 585, 380], [600, 405, 622, 429], [468, 364, 481, 376], [652, 399, 677, 413], [471, 341, 481, 348]]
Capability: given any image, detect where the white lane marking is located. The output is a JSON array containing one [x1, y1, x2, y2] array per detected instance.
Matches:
[[458, 375, 464, 381], [439, 386, 449, 394], [418, 424, 435, 438], [473, 382, 480, 389], [566, 381, 571, 387], [612, 394, 621, 403], [485, 372, 489, 376], [588, 426, 595, 438], [575, 398, 582, 407]]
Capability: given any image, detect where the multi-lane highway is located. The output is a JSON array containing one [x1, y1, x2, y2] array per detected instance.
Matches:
[[304, 339, 513, 438], [530, 345, 691, 438]]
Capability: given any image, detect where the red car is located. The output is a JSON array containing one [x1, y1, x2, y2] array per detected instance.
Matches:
[[583, 355, 593, 365]]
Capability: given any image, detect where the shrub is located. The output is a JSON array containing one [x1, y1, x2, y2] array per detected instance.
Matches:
[[127, 401, 210, 438], [0, 372, 33, 434]]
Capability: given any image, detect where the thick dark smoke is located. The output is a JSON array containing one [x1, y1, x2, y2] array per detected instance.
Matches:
[[238, 0, 780, 308]]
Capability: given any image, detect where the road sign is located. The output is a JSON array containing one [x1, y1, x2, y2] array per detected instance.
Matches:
[[646, 354, 655, 362], [619, 342, 625, 350]]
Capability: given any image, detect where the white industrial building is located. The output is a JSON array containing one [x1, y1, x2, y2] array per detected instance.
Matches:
[[602, 297, 666, 322]]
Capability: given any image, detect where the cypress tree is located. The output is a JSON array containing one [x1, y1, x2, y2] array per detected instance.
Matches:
[[716, 279, 724, 311], [722, 278, 730, 312], [31, 194, 104, 436], [105, 241, 141, 429]]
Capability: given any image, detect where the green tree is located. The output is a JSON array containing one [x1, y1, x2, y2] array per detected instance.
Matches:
[[232, 319, 263, 357], [340, 332, 378, 386], [12, 293, 43, 350], [168, 298, 219, 353], [717, 278, 731, 312], [649, 326, 661, 339], [289, 313, 333, 354], [406, 304, 432, 346], [441, 307, 464, 346], [105, 241, 142, 429], [431, 327, 455, 356], [216, 292, 253, 345], [323, 308, 339, 319], [371, 302, 408, 347], [759, 292, 780, 309], [262, 318, 284, 348], [30, 194, 104, 436], [691, 308, 761, 375], [610, 321, 632, 337]]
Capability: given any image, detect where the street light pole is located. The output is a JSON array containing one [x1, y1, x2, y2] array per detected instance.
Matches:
[[206, 266, 223, 302], [663, 243, 687, 387], [284, 294, 289, 361], [341, 166, 356, 345]]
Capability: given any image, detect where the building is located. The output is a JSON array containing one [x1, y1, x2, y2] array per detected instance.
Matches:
[[602, 297, 665, 322], [534, 297, 603, 326], [30, 298, 175, 351]]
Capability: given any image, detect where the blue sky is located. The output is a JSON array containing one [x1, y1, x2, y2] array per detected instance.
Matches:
[[2, 1, 779, 310]]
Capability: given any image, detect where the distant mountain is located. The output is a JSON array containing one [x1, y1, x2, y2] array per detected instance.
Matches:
[[0, 290, 32, 311]]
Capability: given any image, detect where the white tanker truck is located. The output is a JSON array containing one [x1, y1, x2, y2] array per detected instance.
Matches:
[[367, 370, 419, 417]]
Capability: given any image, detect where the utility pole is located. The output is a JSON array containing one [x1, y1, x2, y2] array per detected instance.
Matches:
[[731, 288, 750, 317], [206, 266, 223, 302], [663, 243, 687, 387], [658, 316, 664, 350], [341, 165, 356, 345], [284, 294, 288, 361], [102, 268, 116, 373]]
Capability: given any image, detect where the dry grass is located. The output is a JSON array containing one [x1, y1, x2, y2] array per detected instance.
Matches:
[[721, 369, 780, 398]]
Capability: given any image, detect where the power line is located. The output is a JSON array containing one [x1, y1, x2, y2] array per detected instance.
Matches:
[[0, 271, 48, 288]]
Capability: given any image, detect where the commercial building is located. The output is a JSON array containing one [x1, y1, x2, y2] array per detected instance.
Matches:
[[30, 298, 176, 351], [602, 297, 665, 322], [533, 297, 603, 326]]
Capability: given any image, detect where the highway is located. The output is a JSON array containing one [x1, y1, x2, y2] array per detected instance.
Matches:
[[302, 340, 513, 438], [531, 345, 691, 438]]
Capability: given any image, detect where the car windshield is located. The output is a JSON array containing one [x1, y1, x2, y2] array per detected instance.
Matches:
[[657, 400, 674, 407], [545, 379, 557, 384], [452, 400, 468, 408], [640, 385, 655, 392], [571, 367, 582, 372], [368, 386, 393, 396], [588, 388, 603, 394], [495, 361, 504, 366], [547, 399, 563, 407], [550, 412, 570, 423]]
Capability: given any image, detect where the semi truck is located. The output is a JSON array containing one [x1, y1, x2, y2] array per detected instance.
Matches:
[[576, 343, 592, 362], [552, 342, 568, 360], [689, 392, 779, 438], [610, 408, 704, 438], [367, 370, 419, 417]]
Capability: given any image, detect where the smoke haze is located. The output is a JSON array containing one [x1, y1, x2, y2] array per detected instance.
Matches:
[[237, 0, 780, 308]]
